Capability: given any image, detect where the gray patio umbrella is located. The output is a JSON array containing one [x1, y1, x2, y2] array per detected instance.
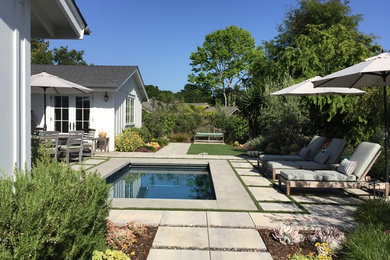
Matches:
[[271, 76, 365, 133], [31, 72, 92, 130], [313, 52, 390, 183]]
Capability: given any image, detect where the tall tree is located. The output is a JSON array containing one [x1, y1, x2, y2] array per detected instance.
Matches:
[[188, 25, 259, 106], [31, 39, 53, 64], [175, 84, 212, 103], [144, 85, 175, 103], [31, 39, 88, 65]]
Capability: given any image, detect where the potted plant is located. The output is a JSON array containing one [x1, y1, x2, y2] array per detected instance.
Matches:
[[98, 131, 107, 138]]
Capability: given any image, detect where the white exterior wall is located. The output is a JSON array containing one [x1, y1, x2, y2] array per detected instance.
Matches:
[[115, 75, 143, 133], [90, 92, 115, 151], [0, 0, 31, 175]]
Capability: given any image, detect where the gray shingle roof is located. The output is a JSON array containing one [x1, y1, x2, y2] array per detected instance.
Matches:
[[31, 65, 138, 89]]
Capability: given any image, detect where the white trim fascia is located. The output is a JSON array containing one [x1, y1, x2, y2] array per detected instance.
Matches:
[[57, 0, 86, 39], [117, 69, 149, 102]]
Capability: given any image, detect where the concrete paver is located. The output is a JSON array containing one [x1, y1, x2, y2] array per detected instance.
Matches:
[[147, 249, 210, 260], [241, 176, 272, 186], [110, 210, 163, 226], [231, 162, 253, 168], [292, 195, 362, 205], [83, 158, 105, 165], [210, 251, 273, 260], [207, 212, 255, 228], [249, 187, 291, 202], [209, 228, 266, 250], [235, 168, 261, 176], [303, 204, 357, 219], [160, 211, 207, 226], [155, 143, 191, 156], [259, 202, 303, 212], [153, 227, 209, 249]]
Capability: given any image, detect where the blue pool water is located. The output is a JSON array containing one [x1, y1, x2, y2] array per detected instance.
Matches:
[[106, 164, 216, 200]]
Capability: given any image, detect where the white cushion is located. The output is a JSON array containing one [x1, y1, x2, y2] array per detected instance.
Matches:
[[338, 158, 357, 176], [313, 151, 329, 165]]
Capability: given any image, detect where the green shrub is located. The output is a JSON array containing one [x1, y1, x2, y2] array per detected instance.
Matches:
[[128, 126, 152, 143], [153, 137, 169, 147], [342, 224, 390, 260], [0, 160, 111, 259], [171, 133, 189, 142], [115, 128, 145, 152], [354, 199, 390, 229]]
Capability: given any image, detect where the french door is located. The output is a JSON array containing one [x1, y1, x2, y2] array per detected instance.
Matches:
[[54, 96, 90, 133]]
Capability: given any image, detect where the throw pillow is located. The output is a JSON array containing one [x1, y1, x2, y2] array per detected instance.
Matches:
[[298, 147, 310, 160], [313, 151, 329, 165], [338, 158, 357, 176]]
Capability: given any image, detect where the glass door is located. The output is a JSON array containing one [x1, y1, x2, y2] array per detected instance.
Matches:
[[54, 96, 69, 133], [54, 96, 90, 132]]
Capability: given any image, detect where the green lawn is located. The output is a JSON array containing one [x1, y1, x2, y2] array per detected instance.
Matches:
[[187, 144, 246, 156]]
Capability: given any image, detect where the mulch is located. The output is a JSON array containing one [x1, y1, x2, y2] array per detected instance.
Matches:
[[258, 229, 317, 260], [128, 226, 158, 260]]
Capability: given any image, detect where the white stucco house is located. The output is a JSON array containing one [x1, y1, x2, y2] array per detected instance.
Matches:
[[31, 65, 149, 151], [0, 0, 89, 175]]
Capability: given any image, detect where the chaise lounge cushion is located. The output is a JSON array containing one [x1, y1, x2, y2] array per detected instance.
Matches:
[[266, 161, 299, 170], [259, 154, 302, 162], [295, 161, 329, 170], [280, 170, 323, 181], [313, 151, 329, 164], [324, 138, 347, 164], [315, 170, 357, 181], [349, 142, 381, 179]]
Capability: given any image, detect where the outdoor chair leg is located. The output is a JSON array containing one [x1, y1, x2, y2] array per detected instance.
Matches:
[[286, 182, 291, 196], [385, 182, 389, 199]]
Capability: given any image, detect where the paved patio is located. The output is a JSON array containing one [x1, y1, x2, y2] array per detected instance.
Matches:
[[78, 143, 372, 259]]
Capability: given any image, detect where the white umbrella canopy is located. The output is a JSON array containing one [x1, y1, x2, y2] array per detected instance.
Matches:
[[31, 72, 92, 130], [31, 72, 92, 94], [313, 53, 390, 88], [271, 76, 365, 96], [313, 52, 390, 184]]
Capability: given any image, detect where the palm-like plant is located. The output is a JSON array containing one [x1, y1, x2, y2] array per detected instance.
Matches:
[[238, 84, 269, 138]]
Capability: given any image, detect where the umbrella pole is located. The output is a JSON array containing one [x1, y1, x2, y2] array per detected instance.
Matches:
[[43, 87, 47, 131], [383, 74, 389, 183]]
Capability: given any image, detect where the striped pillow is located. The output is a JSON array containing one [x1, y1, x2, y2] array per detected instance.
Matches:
[[338, 158, 357, 176], [313, 151, 329, 165]]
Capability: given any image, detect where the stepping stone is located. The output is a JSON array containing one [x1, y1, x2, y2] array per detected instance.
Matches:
[[83, 159, 105, 165], [209, 228, 266, 250], [236, 168, 260, 176], [259, 202, 303, 212], [207, 212, 255, 228], [153, 227, 208, 249], [160, 211, 207, 226], [71, 164, 82, 170], [291, 195, 362, 205], [241, 176, 271, 186], [210, 251, 273, 260], [248, 187, 291, 202], [247, 159, 259, 165], [112, 210, 163, 226], [345, 188, 370, 197], [231, 162, 253, 168], [303, 204, 357, 219], [148, 249, 210, 260]]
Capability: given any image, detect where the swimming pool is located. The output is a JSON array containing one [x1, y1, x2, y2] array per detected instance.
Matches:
[[106, 164, 216, 200]]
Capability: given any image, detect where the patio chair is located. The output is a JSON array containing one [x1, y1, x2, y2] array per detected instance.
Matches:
[[265, 138, 347, 180], [278, 142, 389, 198], [59, 134, 83, 163], [257, 135, 326, 167], [83, 129, 96, 157], [38, 131, 60, 159]]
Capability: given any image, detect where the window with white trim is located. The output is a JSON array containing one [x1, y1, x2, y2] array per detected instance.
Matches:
[[126, 95, 135, 125]]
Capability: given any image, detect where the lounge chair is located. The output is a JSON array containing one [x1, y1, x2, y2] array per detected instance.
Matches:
[[265, 138, 347, 180], [278, 142, 389, 198], [257, 135, 326, 167]]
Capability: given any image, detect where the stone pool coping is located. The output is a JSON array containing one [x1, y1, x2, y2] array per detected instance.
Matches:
[[90, 158, 257, 211]]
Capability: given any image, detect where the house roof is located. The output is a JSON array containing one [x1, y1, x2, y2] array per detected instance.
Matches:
[[32, 65, 148, 101]]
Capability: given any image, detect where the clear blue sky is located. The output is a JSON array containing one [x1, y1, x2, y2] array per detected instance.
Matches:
[[50, 0, 390, 93]]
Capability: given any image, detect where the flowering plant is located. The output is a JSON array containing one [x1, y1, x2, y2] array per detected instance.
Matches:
[[308, 227, 345, 254]]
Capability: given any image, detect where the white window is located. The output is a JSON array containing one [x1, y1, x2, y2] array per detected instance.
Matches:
[[126, 95, 135, 125]]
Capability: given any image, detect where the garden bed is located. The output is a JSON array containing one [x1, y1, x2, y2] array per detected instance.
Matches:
[[124, 226, 157, 260], [259, 229, 317, 260]]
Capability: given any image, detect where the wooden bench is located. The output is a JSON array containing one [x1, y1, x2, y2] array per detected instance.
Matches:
[[194, 125, 224, 143]]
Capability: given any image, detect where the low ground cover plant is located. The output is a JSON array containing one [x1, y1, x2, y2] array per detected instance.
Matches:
[[342, 199, 390, 260], [0, 154, 111, 259]]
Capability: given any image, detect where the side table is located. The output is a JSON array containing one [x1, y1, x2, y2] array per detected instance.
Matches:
[[94, 137, 109, 152]]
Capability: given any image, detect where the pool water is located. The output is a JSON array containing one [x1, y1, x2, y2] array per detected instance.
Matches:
[[106, 164, 216, 200]]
